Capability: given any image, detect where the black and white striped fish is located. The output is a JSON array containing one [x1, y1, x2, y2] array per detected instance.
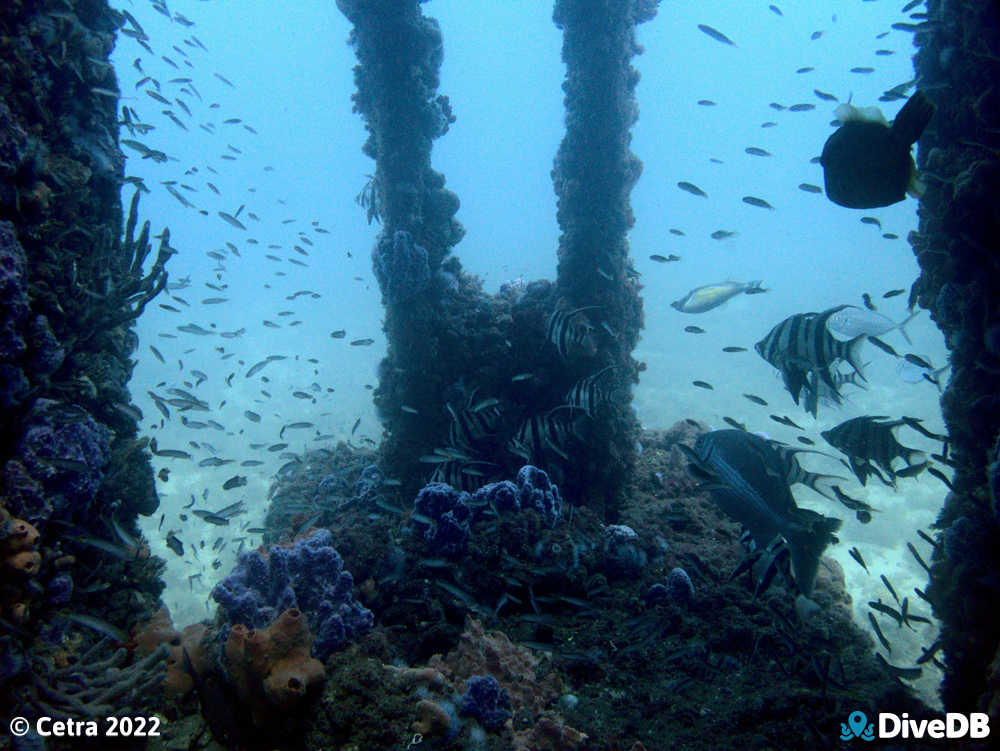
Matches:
[[509, 408, 582, 464], [564, 366, 615, 416], [546, 302, 598, 359]]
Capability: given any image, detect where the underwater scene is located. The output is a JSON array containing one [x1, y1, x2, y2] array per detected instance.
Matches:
[[2, 0, 999, 749]]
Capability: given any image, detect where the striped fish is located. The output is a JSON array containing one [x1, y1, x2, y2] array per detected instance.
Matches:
[[546, 302, 599, 359], [821, 416, 926, 487], [756, 306, 867, 413], [564, 366, 616, 416], [446, 401, 502, 454], [679, 430, 841, 596], [509, 408, 582, 465]]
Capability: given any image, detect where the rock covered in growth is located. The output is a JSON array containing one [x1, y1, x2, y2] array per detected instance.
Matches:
[[459, 674, 512, 730], [602, 524, 646, 578], [6, 398, 112, 529], [372, 230, 431, 304], [0, 221, 30, 411], [212, 528, 373, 660], [223, 608, 325, 725], [665, 566, 695, 605]]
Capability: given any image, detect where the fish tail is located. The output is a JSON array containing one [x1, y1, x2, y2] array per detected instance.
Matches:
[[896, 309, 920, 346], [786, 513, 842, 596], [801, 471, 846, 502], [846, 335, 868, 382], [891, 90, 935, 146]]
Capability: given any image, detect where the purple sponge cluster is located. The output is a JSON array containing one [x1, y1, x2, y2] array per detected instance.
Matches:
[[212, 528, 374, 660], [459, 675, 511, 730], [411, 466, 563, 556]]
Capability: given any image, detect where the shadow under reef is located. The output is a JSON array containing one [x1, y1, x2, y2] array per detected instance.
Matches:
[[145, 420, 948, 751]]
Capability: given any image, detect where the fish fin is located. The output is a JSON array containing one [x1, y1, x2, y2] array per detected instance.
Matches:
[[800, 471, 850, 502], [891, 89, 935, 146], [896, 309, 920, 346], [845, 336, 868, 382], [786, 514, 842, 596]]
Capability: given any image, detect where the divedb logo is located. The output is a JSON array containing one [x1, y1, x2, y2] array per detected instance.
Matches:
[[840, 710, 990, 741]]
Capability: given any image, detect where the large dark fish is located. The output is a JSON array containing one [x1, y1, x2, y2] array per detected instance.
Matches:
[[680, 430, 841, 595], [820, 91, 935, 208], [821, 416, 926, 487]]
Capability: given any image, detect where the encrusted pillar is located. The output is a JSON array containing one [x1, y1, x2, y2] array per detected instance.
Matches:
[[908, 0, 1000, 715]]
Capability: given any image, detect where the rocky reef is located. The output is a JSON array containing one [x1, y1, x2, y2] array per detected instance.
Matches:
[[909, 0, 1000, 719], [0, 0, 173, 743]]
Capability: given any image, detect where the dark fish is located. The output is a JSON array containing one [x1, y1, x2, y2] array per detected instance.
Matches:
[[692, 380, 714, 390], [881, 574, 900, 604], [875, 653, 921, 681], [927, 465, 954, 490], [697, 24, 736, 46], [796, 436, 815, 446], [788, 103, 815, 112], [869, 599, 903, 626], [883, 288, 906, 298], [903, 353, 933, 369], [796, 67, 814, 74], [770, 414, 804, 430], [868, 336, 899, 357], [710, 230, 737, 240], [821, 416, 926, 487], [267, 443, 288, 452], [351, 417, 361, 435], [166, 534, 184, 556], [869, 612, 892, 653], [244, 410, 261, 423], [677, 181, 708, 197], [745, 147, 771, 156], [743, 393, 768, 406], [907, 542, 931, 574], [810, 30, 823, 40], [350, 338, 375, 346], [649, 254, 679, 263], [680, 430, 841, 595], [849, 546, 869, 574], [697, 100, 716, 107], [798, 183, 823, 193], [769, 5, 782, 15], [217, 211, 246, 230], [742, 196, 774, 209], [330, 329, 347, 338], [722, 346, 747, 353], [862, 293, 876, 311], [821, 90, 935, 209], [723, 416, 746, 431], [222, 475, 247, 490], [851, 67, 875, 74], [814, 89, 838, 102], [684, 326, 706, 334]]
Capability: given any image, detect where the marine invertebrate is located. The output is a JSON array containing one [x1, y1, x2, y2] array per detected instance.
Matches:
[[516, 465, 562, 527], [212, 527, 373, 660], [78, 189, 173, 336], [459, 674, 511, 730], [602, 524, 646, 578], [223, 608, 325, 725], [0, 504, 41, 623], [27, 640, 169, 720], [411, 481, 473, 556]]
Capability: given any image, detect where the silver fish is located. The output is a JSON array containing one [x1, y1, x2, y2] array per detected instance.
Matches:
[[671, 280, 766, 313]]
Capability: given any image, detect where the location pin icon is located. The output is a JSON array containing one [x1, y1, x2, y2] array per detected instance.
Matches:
[[848, 711, 867, 738]]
